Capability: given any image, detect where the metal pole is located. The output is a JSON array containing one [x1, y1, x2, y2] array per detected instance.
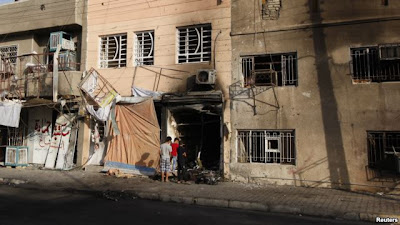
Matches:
[[53, 44, 61, 102]]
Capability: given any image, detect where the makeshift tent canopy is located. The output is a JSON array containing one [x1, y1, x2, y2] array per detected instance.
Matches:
[[104, 99, 160, 175]]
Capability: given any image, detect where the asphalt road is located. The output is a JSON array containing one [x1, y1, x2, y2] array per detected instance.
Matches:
[[0, 185, 373, 225]]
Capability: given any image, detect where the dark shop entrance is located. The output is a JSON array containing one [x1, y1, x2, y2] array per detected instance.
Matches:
[[156, 91, 223, 171]]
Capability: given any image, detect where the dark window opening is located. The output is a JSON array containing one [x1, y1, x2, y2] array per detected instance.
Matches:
[[350, 45, 400, 83], [381, 0, 389, 6], [367, 131, 400, 175], [241, 52, 298, 87]]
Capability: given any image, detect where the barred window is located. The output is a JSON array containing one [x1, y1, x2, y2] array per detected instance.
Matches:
[[237, 130, 295, 165], [177, 24, 211, 64], [0, 45, 18, 71], [367, 131, 400, 173], [100, 34, 127, 68], [262, 0, 281, 20], [241, 52, 297, 87], [350, 45, 400, 83], [134, 30, 154, 66]]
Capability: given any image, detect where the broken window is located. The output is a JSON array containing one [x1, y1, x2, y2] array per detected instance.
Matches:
[[262, 0, 281, 20], [0, 45, 18, 72], [367, 131, 400, 174], [134, 30, 154, 66], [241, 52, 297, 87], [350, 45, 400, 83], [177, 24, 211, 64], [237, 130, 295, 165], [100, 34, 127, 68]]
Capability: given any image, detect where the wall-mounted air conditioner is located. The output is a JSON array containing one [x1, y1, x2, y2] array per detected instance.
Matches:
[[50, 31, 75, 52], [379, 44, 400, 60], [196, 69, 216, 85], [5, 146, 28, 167]]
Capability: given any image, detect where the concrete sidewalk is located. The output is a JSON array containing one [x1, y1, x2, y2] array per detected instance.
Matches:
[[0, 167, 399, 223]]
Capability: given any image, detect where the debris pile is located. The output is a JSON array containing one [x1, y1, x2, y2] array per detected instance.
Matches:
[[187, 169, 221, 185], [106, 169, 135, 179]]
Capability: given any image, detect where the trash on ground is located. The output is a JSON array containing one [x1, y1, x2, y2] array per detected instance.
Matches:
[[106, 169, 135, 179]]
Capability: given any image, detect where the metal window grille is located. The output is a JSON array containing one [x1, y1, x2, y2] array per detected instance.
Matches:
[[134, 30, 154, 66], [237, 130, 295, 165], [262, 0, 281, 20], [350, 46, 400, 82], [0, 45, 18, 72], [241, 53, 297, 87], [100, 34, 127, 68], [367, 131, 400, 173], [177, 24, 212, 63]]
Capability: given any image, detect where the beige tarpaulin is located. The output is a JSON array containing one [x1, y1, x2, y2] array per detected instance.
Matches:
[[104, 99, 160, 175]]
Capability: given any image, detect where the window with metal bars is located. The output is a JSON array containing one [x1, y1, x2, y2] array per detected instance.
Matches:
[[0, 45, 18, 72], [237, 130, 295, 165], [350, 45, 400, 83], [262, 0, 281, 20], [367, 131, 400, 174], [134, 30, 154, 66], [177, 24, 212, 64], [241, 53, 297, 87], [100, 34, 127, 68]]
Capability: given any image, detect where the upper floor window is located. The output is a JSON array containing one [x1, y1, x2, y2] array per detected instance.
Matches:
[[177, 24, 211, 64], [0, 45, 18, 72], [134, 30, 154, 66], [237, 130, 295, 165], [100, 34, 127, 68], [241, 52, 297, 87], [350, 44, 400, 83], [262, 0, 281, 20]]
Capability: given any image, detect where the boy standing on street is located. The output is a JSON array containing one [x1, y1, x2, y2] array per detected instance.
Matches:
[[160, 136, 172, 182], [170, 138, 179, 172]]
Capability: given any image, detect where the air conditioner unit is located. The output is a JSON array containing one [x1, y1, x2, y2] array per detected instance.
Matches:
[[5, 146, 28, 167], [196, 69, 216, 85], [379, 44, 400, 60], [50, 31, 75, 52]]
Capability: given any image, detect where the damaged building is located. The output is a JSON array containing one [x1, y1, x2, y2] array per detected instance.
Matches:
[[1, 0, 398, 192], [81, 0, 232, 175], [230, 0, 400, 191], [0, 0, 88, 168]]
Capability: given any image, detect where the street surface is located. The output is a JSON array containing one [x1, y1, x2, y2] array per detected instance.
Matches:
[[0, 185, 373, 225]]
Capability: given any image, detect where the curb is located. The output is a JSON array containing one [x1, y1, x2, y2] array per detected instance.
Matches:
[[131, 190, 399, 223], [2, 183, 399, 223]]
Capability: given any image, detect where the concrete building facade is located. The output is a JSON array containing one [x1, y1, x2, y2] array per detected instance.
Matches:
[[229, 0, 400, 191], [85, 0, 232, 173], [0, 0, 88, 166]]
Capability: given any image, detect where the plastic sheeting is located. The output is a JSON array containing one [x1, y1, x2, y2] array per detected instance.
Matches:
[[86, 103, 111, 122], [0, 101, 22, 128], [104, 99, 160, 175], [132, 86, 163, 99]]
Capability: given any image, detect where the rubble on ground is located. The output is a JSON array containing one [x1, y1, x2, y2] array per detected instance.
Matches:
[[106, 169, 135, 179]]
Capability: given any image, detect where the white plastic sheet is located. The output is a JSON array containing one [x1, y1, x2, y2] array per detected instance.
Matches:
[[0, 101, 22, 128], [132, 86, 163, 98], [86, 103, 111, 122]]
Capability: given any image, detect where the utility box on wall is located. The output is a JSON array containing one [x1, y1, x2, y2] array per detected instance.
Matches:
[[5, 146, 28, 167]]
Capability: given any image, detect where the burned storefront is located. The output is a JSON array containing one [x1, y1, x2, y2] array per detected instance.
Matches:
[[157, 91, 224, 173]]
